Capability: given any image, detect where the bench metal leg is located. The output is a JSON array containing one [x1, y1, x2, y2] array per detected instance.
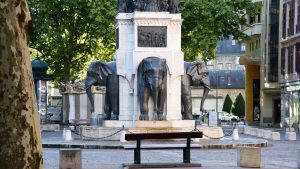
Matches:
[[183, 138, 191, 163], [134, 139, 141, 164], [183, 148, 190, 163]]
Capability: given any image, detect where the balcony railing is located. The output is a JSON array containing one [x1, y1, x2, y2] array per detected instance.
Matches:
[[242, 23, 262, 36], [246, 48, 261, 58]]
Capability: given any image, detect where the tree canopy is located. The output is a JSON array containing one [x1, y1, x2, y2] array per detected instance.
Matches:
[[181, 0, 258, 61], [28, 0, 257, 84], [27, 0, 116, 84]]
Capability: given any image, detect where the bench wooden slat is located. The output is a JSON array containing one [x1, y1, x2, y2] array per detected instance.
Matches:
[[124, 144, 202, 150], [125, 132, 203, 141]]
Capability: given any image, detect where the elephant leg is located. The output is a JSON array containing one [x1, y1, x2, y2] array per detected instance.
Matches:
[[86, 88, 94, 113], [200, 87, 210, 112], [181, 94, 193, 120], [139, 87, 150, 120], [181, 75, 193, 119], [108, 76, 119, 120], [104, 92, 111, 120]]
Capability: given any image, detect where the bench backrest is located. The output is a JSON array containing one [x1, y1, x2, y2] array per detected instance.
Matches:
[[125, 132, 203, 141]]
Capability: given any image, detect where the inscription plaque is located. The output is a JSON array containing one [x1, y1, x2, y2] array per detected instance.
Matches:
[[138, 26, 167, 47]]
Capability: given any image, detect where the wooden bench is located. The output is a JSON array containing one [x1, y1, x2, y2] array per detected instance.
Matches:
[[124, 131, 203, 165]]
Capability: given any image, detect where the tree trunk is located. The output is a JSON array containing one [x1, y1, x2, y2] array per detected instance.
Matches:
[[0, 1, 43, 169], [63, 56, 71, 124]]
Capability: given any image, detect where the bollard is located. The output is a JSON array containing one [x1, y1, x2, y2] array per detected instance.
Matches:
[[285, 132, 297, 141], [237, 147, 261, 168], [298, 149, 300, 169], [263, 130, 272, 139], [64, 129, 73, 141], [60, 149, 81, 169], [256, 129, 264, 138], [120, 130, 126, 142], [232, 128, 239, 141], [62, 128, 66, 139], [271, 132, 280, 141]]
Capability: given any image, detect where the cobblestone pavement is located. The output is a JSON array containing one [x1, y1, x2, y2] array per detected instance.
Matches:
[[42, 132, 300, 169]]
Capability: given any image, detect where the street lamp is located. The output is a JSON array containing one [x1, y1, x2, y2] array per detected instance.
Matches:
[[215, 61, 218, 113]]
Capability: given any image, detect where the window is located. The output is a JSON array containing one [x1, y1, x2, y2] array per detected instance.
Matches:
[[232, 39, 236, 46], [241, 44, 246, 51], [250, 16, 255, 24], [296, 43, 300, 76], [283, 3, 287, 38], [226, 63, 232, 69], [268, 0, 279, 82], [217, 63, 223, 69]]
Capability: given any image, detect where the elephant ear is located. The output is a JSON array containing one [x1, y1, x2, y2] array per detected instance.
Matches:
[[85, 60, 112, 89], [187, 60, 209, 85]]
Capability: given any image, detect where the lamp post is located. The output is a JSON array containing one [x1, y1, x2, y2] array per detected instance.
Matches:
[[215, 62, 218, 113]]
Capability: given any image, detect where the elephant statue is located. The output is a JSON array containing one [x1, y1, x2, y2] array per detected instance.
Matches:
[[85, 60, 119, 120], [181, 60, 210, 120], [137, 57, 169, 120]]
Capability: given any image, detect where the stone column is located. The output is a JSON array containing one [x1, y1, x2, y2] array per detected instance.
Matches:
[[79, 93, 88, 120], [68, 94, 75, 123], [92, 86, 106, 116]]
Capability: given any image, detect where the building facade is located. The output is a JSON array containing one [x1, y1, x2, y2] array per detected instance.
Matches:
[[280, 0, 300, 129], [240, 0, 281, 127]]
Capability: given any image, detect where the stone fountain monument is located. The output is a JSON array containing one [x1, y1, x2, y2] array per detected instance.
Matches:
[[80, 0, 223, 140]]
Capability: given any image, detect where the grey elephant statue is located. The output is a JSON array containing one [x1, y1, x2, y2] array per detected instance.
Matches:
[[181, 61, 210, 120], [85, 60, 119, 120], [137, 57, 169, 120]]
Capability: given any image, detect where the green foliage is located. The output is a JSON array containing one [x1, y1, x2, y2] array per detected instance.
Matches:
[[232, 93, 245, 117], [28, 0, 258, 84], [180, 0, 258, 61], [222, 94, 233, 113], [27, 0, 116, 84]]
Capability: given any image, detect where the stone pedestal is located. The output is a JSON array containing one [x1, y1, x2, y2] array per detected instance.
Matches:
[[115, 12, 184, 122], [80, 121, 223, 141]]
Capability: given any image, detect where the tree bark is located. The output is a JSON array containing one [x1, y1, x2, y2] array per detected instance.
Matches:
[[0, 1, 43, 169], [63, 56, 71, 124]]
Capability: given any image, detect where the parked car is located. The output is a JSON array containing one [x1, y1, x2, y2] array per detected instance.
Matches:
[[218, 111, 239, 122]]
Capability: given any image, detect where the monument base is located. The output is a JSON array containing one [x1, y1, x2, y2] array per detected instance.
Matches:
[[80, 120, 223, 141]]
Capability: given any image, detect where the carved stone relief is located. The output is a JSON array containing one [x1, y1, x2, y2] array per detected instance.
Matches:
[[138, 26, 167, 47]]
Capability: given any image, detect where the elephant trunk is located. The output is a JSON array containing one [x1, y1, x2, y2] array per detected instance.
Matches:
[[151, 86, 159, 119]]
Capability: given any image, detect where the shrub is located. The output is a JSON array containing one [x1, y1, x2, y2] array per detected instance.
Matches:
[[232, 93, 245, 117], [222, 94, 233, 113]]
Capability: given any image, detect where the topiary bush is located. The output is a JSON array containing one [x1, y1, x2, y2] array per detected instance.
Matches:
[[232, 93, 245, 117], [222, 94, 233, 113]]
